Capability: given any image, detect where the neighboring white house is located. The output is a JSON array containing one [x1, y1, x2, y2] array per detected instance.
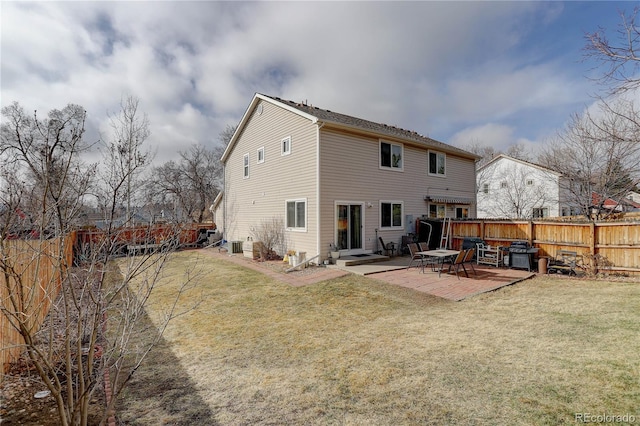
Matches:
[[220, 93, 479, 262], [476, 154, 580, 219]]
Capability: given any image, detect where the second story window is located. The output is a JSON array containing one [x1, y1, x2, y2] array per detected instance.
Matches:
[[428, 151, 446, 176], [243, 153, 249, 178], [380, 141, 403, 170], [281, 136, 291, 156], [257, 147, 265, 164], [482, 183, 489, 194]]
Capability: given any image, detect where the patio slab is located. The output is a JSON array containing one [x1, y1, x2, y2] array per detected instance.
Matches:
[[331, 256, 536, 301]]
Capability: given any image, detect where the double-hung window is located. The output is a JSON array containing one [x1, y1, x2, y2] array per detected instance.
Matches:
[[286, 199, 306, 230], [257, 147, 265, 164], [380, 201, 403, 228], [380, 141, 403, 170], [428, 151, 446, 176], [243, 153, 249, 178]]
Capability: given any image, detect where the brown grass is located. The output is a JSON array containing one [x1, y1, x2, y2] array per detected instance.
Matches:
[[117, 251, 640, 425]]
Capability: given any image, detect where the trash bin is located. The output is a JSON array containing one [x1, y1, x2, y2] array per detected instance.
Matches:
[[538, 257, 548, 274], [297, 252, 306, 268]]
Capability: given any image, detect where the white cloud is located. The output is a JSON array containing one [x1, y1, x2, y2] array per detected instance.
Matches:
[[0, 1, 620, 164]]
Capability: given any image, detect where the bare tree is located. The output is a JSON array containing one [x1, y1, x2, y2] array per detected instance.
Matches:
[[102, 96, 152, 225], [146, 142, 225, 223], [585, 6, 640, 95], [0, 102, 95, 235], [1, 102, 197, 426], [541, 99, 640, 219]]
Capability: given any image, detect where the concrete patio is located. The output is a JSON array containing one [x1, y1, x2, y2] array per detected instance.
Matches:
[[329, 254, 537, 301]]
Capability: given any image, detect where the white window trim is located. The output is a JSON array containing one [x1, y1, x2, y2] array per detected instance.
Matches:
[[243, 153, 249, 179], [379, 200, 404, 229], [285, 198, 307, 232], [281, 136, 292, 156], [379, 140, 404, 171], [257, 146, 265, 164], [428, 150, 446, 177]]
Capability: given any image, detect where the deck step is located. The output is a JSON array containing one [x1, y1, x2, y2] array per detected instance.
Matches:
[[335, 254, 390, 267]]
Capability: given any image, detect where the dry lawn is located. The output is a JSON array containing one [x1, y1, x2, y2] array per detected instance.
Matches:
[[116, 251, 640, 425]]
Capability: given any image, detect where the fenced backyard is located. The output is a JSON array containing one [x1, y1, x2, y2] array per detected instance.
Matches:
[[449, 218, 640, 276], [1, 233, 75, 375]]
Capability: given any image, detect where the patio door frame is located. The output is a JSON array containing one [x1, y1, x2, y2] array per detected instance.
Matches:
[[334, 201, 365, 253]]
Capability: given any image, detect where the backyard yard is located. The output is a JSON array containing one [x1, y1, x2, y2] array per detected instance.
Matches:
[[115, 250, 639, 425]]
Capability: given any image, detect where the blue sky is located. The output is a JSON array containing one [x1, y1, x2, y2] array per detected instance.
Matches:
[[1, 1, 637, 162]]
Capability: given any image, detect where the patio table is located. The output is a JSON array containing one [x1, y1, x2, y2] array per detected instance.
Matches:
[[416, 249, 460, 276]]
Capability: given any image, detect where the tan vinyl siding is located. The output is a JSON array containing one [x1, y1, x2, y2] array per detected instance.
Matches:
[[224, 100, 318, 256], [318, 129, 476, 253]]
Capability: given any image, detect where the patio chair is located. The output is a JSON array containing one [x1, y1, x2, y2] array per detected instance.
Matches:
[[406, 243, 424, 269], [446, 249, 470, 279], [379, 237, 396, 257], [418, 242, 430, 252], [463, 247, 476, 275]]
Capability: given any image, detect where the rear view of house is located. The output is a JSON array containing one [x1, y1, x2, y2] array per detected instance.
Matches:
[[220, 93, 479, 262]]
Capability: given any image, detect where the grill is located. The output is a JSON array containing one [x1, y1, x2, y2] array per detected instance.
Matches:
[[508, 241, 539, 271]]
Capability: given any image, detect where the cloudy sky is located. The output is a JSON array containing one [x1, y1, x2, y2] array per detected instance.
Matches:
[[1, 1, 635, 163]]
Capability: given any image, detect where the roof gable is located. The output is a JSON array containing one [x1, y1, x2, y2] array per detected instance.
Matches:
[[479, 154, 562, 177]]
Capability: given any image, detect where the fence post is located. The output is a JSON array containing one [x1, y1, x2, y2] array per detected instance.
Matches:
[[590, 222, 596, 275]]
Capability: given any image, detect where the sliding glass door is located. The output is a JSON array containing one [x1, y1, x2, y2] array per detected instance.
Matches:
[[336, 203, 363, 251]]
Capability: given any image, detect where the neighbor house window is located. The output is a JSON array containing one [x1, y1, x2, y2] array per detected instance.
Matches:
[[429, 204, 446, 218], [281, 136, 291, 156], [257, 147, 265, 164], [456, 207, 469, 218], [500, 181, 508, 188], [380, 141, 403, 170], [286, 199, 306, 230], [428, 151, 446, 176], [526, 179, 534, 186], [482, 183, 489, 194], [380, 201, 403, 228], [243, 153, 249, 178], [533, 207, 549, 218]]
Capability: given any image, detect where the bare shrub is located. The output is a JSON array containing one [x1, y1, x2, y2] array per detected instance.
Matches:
[[249, 217, 286, 260]]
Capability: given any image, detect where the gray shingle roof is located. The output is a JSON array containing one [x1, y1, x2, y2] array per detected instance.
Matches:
[[261, 94, 478, 160]]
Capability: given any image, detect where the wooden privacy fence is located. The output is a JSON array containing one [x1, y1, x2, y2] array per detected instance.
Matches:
[[450, 219, 640, 275], [1, 232, 75, 375]]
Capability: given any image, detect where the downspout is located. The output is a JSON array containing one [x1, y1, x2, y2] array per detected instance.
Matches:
[[316, 120, 325, 262], [222, 163, 227, 240]]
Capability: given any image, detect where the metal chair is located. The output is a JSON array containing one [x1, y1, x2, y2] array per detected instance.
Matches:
[[406, 243, 424, 269], [462, 247, 476, 275], [447, 249, 470, 279], [379, 237, 396, 257]]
